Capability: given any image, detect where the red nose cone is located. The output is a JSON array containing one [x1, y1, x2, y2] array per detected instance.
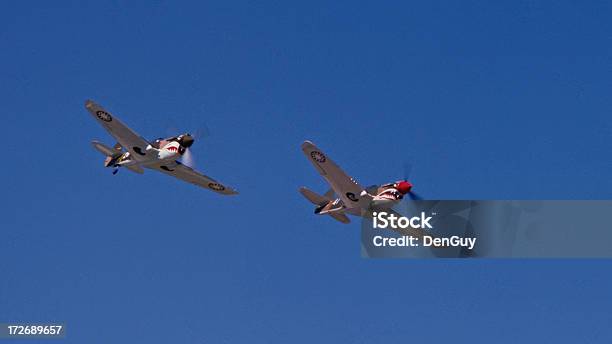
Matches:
[[396, 181, 412, 194]]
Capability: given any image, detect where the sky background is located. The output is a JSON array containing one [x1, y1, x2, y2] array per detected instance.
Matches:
[[2, 1, 612, 343]]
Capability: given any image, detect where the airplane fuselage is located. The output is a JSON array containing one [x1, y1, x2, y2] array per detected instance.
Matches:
[[108, 137, 187, 169], [316, 186, 403, 216]]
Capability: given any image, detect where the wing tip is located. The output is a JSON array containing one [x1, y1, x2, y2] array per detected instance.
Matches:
[[217, 187, 239, 195], [85, 99, 96, 108], [301, 140, 315, 150]]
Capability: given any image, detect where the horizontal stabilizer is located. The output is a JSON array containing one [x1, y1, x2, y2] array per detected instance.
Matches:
[[92, 141, 120, 157], [299, 187, 331, 206]]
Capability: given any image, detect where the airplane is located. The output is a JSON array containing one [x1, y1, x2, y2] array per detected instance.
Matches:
[[299, 140, 420, 224], [85, 100, 238, 195]]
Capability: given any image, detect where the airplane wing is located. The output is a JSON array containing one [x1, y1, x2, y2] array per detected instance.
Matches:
[[85, 100, 152, 162], [301, 141, 368, 208], [151, 161, 238, 195], [330, 212, 351, 224]]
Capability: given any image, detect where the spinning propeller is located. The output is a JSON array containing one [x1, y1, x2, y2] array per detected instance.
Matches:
[[168, 124, 210, 169], [181, 144, 195, 168], [401, 162, 423, 200], [177, 134, 196, 168]]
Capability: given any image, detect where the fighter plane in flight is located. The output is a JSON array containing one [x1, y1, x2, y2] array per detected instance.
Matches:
[[299, 141, 420, 223], [85, 100, 237, 195]]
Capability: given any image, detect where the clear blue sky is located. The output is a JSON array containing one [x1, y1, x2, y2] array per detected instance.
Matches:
[[2, 1, 612, 343]]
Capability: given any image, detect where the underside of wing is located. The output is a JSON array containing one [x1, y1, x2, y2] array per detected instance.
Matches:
[[301, 141, 367, 208], [329, 212, 351, 224], [125, 165, 144, 174], [151, 161, 238, 195], [85, 100, 151, 161]]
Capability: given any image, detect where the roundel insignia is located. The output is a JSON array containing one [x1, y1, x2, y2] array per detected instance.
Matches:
[[96, 110, 112, 122], [310, 151, 326, 163], [346, 192, 359, 202], [208, 183, 225, 191]]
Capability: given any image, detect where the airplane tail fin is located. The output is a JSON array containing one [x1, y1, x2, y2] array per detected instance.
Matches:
[[91, 141, 143, 174], [299, 187, 351, 224]]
